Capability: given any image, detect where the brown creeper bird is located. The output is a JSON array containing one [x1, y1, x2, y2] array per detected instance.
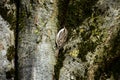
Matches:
[[55, 27, 68, 57], [56, 27, 68, 49]]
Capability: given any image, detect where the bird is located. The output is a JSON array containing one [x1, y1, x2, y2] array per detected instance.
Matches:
[[55, 27, 68, 58]]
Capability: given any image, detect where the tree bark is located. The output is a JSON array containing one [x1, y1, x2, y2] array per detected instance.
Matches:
[[58, 0, 120, 80], [0, 0, 120, 80], [0, 0, 15, 79], [0, 15, 15, 80], [17, 0, 58, 80]]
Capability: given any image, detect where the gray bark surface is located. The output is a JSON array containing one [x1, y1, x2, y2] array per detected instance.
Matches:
[[18, 0, 58, 80], [0, 15, 14, 80]]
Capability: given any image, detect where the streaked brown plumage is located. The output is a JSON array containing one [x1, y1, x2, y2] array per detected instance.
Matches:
[[56, 27, 68, 49], [55, 27, 68, 57]]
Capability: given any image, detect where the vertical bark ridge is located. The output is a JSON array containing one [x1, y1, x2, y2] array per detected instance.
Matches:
[[17, 0, 58, 80]]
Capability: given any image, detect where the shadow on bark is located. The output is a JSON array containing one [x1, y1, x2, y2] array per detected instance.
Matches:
[[95, 29, 120, 79]]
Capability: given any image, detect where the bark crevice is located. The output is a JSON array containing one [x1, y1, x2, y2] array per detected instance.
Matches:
[[54, 49, 66, 80], [14, 0, 19, 79]]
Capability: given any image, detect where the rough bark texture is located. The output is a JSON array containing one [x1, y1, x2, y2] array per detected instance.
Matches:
[[58, 0, 120, 80], [0, 0, 15, 79], [0, 0, 120, 80], [0, 15, 15, 80], [18, 0, 57, 80]]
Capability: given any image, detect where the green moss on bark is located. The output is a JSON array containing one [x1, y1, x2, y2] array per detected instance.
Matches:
[[6, 45, 15, 62], [0, 2, 16, 30]]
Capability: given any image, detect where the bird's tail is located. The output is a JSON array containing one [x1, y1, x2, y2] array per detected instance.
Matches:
[[55, 49, 59, 59]]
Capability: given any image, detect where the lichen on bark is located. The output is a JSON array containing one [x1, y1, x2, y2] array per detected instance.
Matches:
[[0, 15, 15, 80], [58, 0, 120, 80]]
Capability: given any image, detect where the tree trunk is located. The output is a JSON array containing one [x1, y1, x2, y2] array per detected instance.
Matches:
[[0, 0, 120, 80], [0, 0, 15, 80], [57, 0, 120, 80], [17, 0, 58, 80]]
